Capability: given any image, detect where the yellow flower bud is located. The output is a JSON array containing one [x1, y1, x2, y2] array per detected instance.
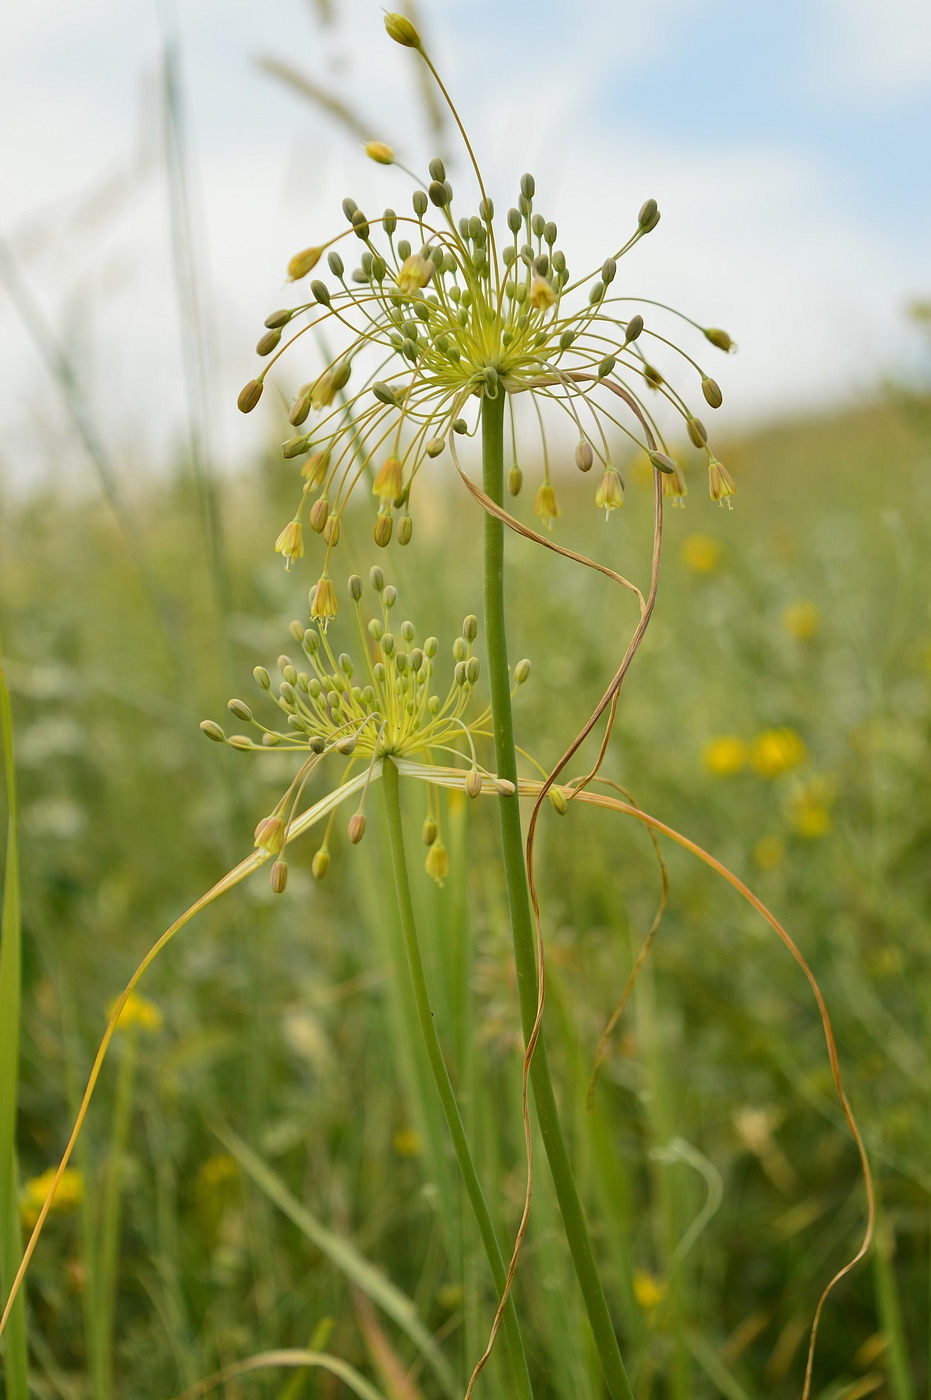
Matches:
[[254, 815, 285, 855], [287, 246, 322, 281], [425, 839, 449, 886], [396, 254, 434, 295], [373, 454, 403, 503], [310, 575, 339, 622], [465, 769, 483, 798], [374, 513, 393, 547], [529, 275, 556, 311], [708, 459, 735, 505], [310, 497, 329, 533], [549, 786, 568, 815], [534, 481, 560, 528], [312, 848, 330, 879], [384, 13, 421, 47], [704, 327, 735, 352], [270, 859, 288, 894], [365, 141, 395, 165], [275, 520, 304, 568], [595, 468, 624, 515], [323, 513, 341, 546], [348, 812, 366, 844]]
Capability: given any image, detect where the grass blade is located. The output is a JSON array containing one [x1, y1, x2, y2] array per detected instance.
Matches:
[[0, 634, 28, 1399], [215, 1124, 458, 1400]]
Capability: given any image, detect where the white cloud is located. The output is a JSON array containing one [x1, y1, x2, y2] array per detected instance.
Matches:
[[817, 0, 931, 96]]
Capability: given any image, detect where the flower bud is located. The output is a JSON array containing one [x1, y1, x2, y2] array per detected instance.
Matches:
[[452, 418, 468, 434], [529, 276, 556, 311], [649, 451, 676, 475], [348, 812, 366, 844], [373, 454, 403, 503], [549, 787, 568, 815], [228, 699, 253, 722], [397, 254, 433, 294], [384, 12, 421, 46], [365, 140, 394, 164], [702, 376, 723, 409], [374, 513, 393, 548], [422, 817, 437, 846], [397, 514, 413, 545], [429, 180, 450, 207], [644, 364, 664, 388], [465, 769, 483, 798], [289, 394, 312, 427], [704, 327, 734, 352], [463, 614, 478, 642], [282, 435, 309, 459], [383, 585, 397, 609], [265, 308, 292, 329], [508, 465, 523, 495], [275, 520, 304, 567], [595, 468, 624, 514], [323, 514, 340, 546], [287, 246, 322, 281], [708, 459, 736, 504], [368, 618, 384, 641], [637, 199, 660, 232], [270, 860, 288, 894], [348, 574, 363, 601], [602, 257, 617, 283], [228, 735, 252, 750], [373, 381, 401, 407], [255, 815, 286, 855], [425, 840, 448, 885], [311, 279, 330, 305], [520, 173, 535, 199], [514, 658, 531, 684], [687, 416, 707, 448], [575, 441, 594, 472], [254, 666, 271, 690], [534, 481, 560, 528], [597, 355, 616, 379], [238, 379, 263, 413], [507, 207, 522, 233], [543, 220, 557, 244], [370, 566, 384, 591], [625, 315, 644, 343], [351, 209, 370, 240], [310, 575, 339, 621], [200, 720, 226, 742], [312, 849, 329, 879], [310, 497, 329, 533], [466, 656, 480, 684]]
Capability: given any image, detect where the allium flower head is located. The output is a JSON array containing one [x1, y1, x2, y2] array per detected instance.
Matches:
[[238, 18, 735, 567]]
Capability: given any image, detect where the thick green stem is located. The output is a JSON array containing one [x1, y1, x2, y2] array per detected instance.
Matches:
[[480, 389, 634, 1400], [381, 758, 533, 1400]]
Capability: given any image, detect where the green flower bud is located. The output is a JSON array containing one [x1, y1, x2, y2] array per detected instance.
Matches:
[[576, 441, 594, 472], [373, 381, 400, 406], [704, 327, 734, 352], [702, 376, 723, 409], [429, 180, 449, 207], [466, 656, 480, 684], [384, 12, 421, 47], [238, 378, 263, 413], [508, 464, 523, 495], [625, 315, 644, 342], [311, 279, 330, 305], [452, 418, 468, 434], [429, 156, 446, 181], [514, 658, 531, 684], [227, 699, 253, 722], [348, 574, 363, 601], [549, 787, 568, 815], [452, 637, 467, 661], [424, 636, 438, 657], [200, 720, 226, 742], [426, 437, 445, 458], [368, 618, 384, 641], [543, 220, 557, 244], [383, 207, 397, 235], [282, 435, 309, 458], [412, 189, 428, 216], [602, 257, 617, 283], [370, 566, 384, 591], [265, 309, 292, 329], [687, 416, 707, 448], [383, 585, 397, 609], [650, 451, 676, 475], [254, 666, 271, 689], [463, 614, 478, 641], [270, 860, 288, 894], [374, 513, 393, 548], [422, 817, 437, 846], [598, 355, 616, 379], [638, 198, 660, 231], [520, 172, 535, 199], [507, 207, 522, 233], [289, 393, 311, 427], [479, 197, 494, 221], [465, 769, 483, 797], [327, 250, 344, 277], [342, 197, 358, 220]]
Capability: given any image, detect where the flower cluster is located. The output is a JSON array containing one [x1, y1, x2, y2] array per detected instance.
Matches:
[[200, 569, 529, 887], [237, 13, 736, 613]]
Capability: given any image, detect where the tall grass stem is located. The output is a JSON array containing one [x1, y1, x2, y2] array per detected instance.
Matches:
[[480, 390, 635, 1400], [380, 757, 533, 1400]]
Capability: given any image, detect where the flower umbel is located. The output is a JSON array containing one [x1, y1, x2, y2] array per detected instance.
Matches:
[[201, 570, 529, 887], [238, 27, 734, 569]]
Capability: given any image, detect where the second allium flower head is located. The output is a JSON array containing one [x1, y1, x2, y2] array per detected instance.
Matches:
[[238, 12, 736, 619]]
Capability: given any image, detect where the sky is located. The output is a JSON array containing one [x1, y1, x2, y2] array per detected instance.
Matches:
[[1, 0, 929, 493]]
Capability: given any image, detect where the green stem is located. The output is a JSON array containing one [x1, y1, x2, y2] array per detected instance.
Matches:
[[381, 757, 533, 1400], [480, 389, 634, 1400]]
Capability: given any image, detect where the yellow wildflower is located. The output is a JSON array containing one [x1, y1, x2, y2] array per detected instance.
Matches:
[[529, 275, 556, 311], [107, 990, 163, 1034], [534, 481, 560, 529], [21, 1167, 83, 1229], [783, 601, 819, 640], [633, 1270, 665, 1310], [681, 533, 720, 573], [396, 255, 433, 295], [425, 839, 449, 886], [703, 736, 747, 776], [310, 575, 339, 623], [373, 454, 403, 503], [750, 728, 806, 779], [275, 520, 304, 570], [393, 1127, 422, 1157]]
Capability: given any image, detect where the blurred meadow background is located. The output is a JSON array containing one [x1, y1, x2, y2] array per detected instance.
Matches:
[[2, 2, 931, 1399]]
